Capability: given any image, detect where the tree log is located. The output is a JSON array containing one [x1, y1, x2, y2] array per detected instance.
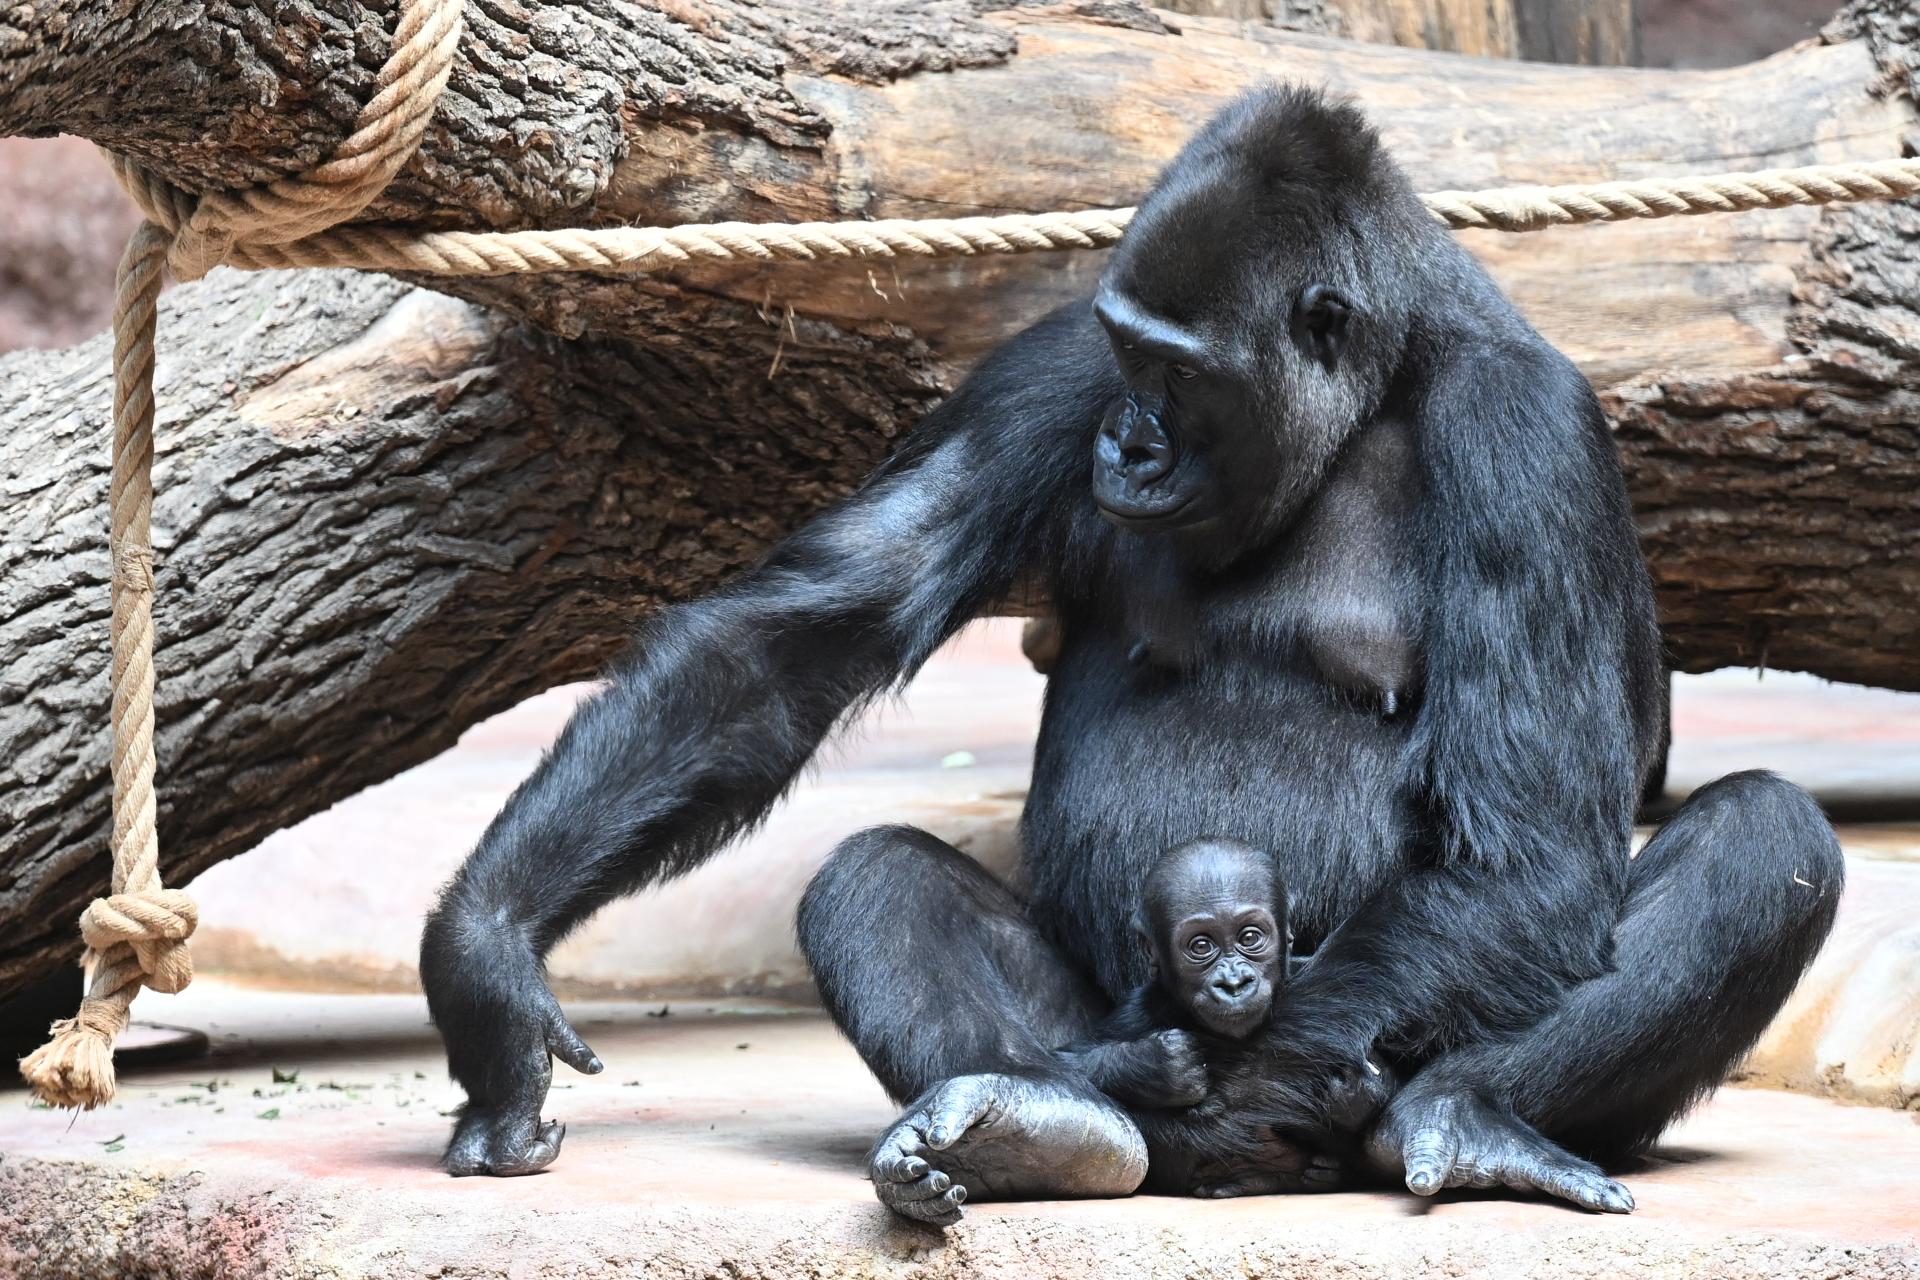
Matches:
[[1333, 0, 1637, 63], [1148, 0, 1638, 64], [1, 1, 1917, 1001]]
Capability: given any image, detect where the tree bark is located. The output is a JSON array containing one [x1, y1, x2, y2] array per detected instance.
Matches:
[[1334, 0, 1637, 63], [1, 0, 1917, 1000]]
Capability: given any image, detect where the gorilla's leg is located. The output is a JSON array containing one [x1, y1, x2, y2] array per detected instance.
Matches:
[[797, 825, 1148, 1225], [1372, 770, 1842, 1207]]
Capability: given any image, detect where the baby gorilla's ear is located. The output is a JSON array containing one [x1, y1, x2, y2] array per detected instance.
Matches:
[[1132, 909, 1157, 972]]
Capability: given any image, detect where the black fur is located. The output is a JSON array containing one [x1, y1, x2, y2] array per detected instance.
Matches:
[[1055, 839, 1292, 1111], [422, 85, 1843, 1197]]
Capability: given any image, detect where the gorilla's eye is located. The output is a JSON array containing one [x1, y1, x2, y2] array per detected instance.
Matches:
[[1237, 926, 1265, 950], [1185, 935, 1217, 961], [1170, 363, 1198, 381]]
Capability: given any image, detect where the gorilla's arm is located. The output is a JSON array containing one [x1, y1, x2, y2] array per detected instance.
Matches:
[[420, 305, 1113, 1175], [1255, 335, 1658, 1120], [1055, 986, 1210, 1110]]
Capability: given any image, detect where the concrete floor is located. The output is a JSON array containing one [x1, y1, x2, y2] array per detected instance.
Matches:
[[3, 983, 1919, 1280]]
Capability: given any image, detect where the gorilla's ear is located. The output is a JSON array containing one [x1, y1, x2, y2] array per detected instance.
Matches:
[[1292, 283, 1351, 372], [1131, 909, 1156, 970]]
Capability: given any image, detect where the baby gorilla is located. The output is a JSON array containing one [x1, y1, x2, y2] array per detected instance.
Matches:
[[1059, 838, 1396, 1195], [1056, 839, 1291, 1111]]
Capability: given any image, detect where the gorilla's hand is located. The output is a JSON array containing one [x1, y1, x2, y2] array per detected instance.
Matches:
[[1191, 1145, 1347, 1198], [867, 1073, 1148, 1226], [1324, 1055, 1398, 1134], [422, 910, 602, 1177], [1129, 1029, 1211, 1109]]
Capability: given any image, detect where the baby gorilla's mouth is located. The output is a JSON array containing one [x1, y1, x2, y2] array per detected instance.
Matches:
[[1196, 988, 1271, 1040]]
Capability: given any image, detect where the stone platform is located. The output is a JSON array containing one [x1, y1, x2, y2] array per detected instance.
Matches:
[[3, 983, 1918, 1280]]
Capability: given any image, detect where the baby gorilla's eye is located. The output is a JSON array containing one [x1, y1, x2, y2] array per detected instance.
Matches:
[[1185, 935, 1217, 961], [1170, 363, 1199, 380], [1237, 926, 1266, 950]]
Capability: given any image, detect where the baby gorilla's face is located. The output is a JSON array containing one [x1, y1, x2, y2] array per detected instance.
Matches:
[[1142, 840, 1287, 1040]]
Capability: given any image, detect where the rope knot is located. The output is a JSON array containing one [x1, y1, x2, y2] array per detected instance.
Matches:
[[106, 0, 463, 280], [80, 889, 199, 994]]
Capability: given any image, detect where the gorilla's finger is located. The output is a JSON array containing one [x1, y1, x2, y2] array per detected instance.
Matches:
[[1300, 1162, 1344, 1189], [870, 1128, 933, 1183], [545, 1013, 604, 1075], [923, 1081, 994, 1150], [1595, 1181, 1636, 1214], [1402, 1128, 1458, 1197], [878, 1180, 966, 1227], [490, 1119, 566, 1176], [1536, 1161, 1633, 1214], [886, 1171, 955, 1202]]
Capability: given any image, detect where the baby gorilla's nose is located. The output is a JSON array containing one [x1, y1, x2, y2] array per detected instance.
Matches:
[[1211, 966, 1257, 998]]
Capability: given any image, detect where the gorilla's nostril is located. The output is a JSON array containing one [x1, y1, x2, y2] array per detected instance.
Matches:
[[1215, 970, 1254, 997]]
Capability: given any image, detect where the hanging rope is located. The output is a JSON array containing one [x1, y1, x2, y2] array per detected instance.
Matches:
[[23, 0, 1920, 1109], [18, 0, 463, 1110]]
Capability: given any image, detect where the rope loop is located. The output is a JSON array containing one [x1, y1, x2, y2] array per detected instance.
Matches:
[[115, 0, 464, 280]]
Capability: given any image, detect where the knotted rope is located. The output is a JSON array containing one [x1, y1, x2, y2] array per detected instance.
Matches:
[[24, 0, 1920, 1110], [18, 0, 463, 1110]]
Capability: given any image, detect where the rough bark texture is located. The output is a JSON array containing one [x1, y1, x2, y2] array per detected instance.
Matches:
[[0, 0, 1917, 1000], [0, 270, 912, 1000], [1610, 0, 1920, 691]]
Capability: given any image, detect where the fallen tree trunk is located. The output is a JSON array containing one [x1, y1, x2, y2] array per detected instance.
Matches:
[[1, 0, 1917, 1001]]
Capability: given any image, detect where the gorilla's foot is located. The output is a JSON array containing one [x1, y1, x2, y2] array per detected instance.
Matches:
[[1191, 1150, 1346, 1198], [1368, 1090, 1634, 1214], [867, 1073, 1149, 1226]]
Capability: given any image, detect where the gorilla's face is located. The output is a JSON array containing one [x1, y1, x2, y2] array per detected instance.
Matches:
[[1141, 840, 1289, 1041], [1090, 278, 1362, 550]]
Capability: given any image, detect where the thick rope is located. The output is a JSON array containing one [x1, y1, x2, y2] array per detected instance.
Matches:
[[19, 0, 464, 1110], [28, 0, 1920, 1110], [16, 224, 194, 1108], [110, 158, 1920, 280]]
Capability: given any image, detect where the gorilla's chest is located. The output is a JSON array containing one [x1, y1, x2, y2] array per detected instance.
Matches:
[[1091, 418, 1422, 712], [1025, 572, 1422, 982], [1022, 424, 1425, 989]]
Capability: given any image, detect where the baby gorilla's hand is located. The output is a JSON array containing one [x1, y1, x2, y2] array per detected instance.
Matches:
[[1324, 1055, 1398, 1135], [1137, 1029, 1210, 1108]]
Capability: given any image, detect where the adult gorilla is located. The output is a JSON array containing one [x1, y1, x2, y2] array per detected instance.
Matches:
[[421, 86, 1842, 1217]]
